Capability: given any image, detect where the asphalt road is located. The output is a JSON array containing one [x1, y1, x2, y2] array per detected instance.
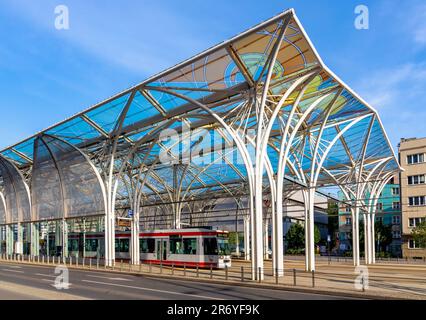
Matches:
[[0, 262, 352, 300]]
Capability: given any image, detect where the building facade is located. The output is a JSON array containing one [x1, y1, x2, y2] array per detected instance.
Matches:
[[338, 178, 402, 257], [399, 137, 426, 259]]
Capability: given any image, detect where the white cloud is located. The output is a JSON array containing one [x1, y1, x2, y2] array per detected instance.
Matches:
[[356, 63, 426, 110], [409, 3, 426, 46]]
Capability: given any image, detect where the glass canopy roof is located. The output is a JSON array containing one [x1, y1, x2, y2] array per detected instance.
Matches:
[[0, 9, 400, 205]]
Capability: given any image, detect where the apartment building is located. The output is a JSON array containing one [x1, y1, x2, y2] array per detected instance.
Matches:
[[399, 137, 426, 259]]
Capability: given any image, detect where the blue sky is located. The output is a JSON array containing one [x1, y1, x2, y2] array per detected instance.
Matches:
[[0, 0, 425, 152]]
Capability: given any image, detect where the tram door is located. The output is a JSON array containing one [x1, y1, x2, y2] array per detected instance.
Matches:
[[156, 239, 167, 261]]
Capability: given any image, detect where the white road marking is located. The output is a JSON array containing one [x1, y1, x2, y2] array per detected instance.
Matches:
[[82, 279, 224, 300], [36, 273, 56, 278], [86, 274, 132, 282], [41, 279, 73, 288], [1, 269, 24, 273], [7, 265, 22, 269]]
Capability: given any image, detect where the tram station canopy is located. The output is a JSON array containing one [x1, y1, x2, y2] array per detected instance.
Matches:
[[0, 9, 400, 225]]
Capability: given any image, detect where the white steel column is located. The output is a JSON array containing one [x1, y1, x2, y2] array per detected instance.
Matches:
[[274, 200, 284, 276], [306, 187, 316, 271], [243, 216, 250, 260], [303, 192, 309, 270], [30, 222, 39, 257], [62, 219, 68, 258], [364, 213, 371, 264], [368, 213, 374, 264], [371, 213, 376, 264], [350, 207, 357, 266], [130, 208, 140, 265], [353, 206, 361, 266], [263, 218, 269, 260], [16, 223, 23, 255], [363, 213, 367, 264]]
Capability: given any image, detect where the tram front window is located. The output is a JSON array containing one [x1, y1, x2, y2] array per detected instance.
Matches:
[[203, 238, 218, 255], [218, 238, 231, 256]]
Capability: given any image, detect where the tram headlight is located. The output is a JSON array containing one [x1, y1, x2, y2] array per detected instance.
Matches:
[[219, 255, 224, 260]]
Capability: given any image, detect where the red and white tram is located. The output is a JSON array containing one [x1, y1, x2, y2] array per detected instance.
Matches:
[[67, 228, 231, 269]]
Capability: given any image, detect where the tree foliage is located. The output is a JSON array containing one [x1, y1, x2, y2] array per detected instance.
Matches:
[[287, 223, 305, 249], [375, 221, 393, 252], [286, 223, 321, 250], [412, 222, 426, 248]]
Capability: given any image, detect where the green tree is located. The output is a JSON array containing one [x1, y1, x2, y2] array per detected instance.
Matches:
[[314, 225, 321, 245], [375, 221, 393, 253], [347, 220, 365, 254], [286, 223, 305, 250], [412, 221, 426, 248], [286, 223, 322, 250]]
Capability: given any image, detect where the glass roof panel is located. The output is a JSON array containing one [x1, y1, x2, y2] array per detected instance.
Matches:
[[122, 91, 161, 128], [84, 93, 131, 133], [46, 116, 102, 144]]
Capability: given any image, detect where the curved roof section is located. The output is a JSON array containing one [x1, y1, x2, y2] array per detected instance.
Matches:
[[0, 9, 400, 186]]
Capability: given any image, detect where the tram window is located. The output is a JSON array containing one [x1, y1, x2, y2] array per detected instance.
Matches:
[[85, 239, 98, 252], [120, 239, 129, 252], [115, 239, 130, 252], [218, 238, 231, 255], [170, 236, 183, 254], [203, 238, 218, 255], [68, 239, 79, 252], [140, 238, 155, 253], [183, 238, 197, 255]]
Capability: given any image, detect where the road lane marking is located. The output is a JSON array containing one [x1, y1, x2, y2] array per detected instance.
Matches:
[[41, 279, 73, 288], [1, 269, 24, 273], [86, 275, 133, 282], [7, 265, 22, 269], [36, 273, 56, 278], [82, 279, 224, 300]]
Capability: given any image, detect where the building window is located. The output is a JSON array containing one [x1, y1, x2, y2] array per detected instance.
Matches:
[[409, 217, 426, 227], [345, 206, 351, 213], [392, 231, 401, 239], [407, 153, 425, 165], [408, 240, 421, 249], [376, 203, 383, 211], [392, 202, 400, 210], [408, 196, 426, 206], [392, 215, 400, 224], [408, 174, 426, 185], [376, 216, 383, 223], [345, 217, 352, 225], [391, 187, 400, 195]]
